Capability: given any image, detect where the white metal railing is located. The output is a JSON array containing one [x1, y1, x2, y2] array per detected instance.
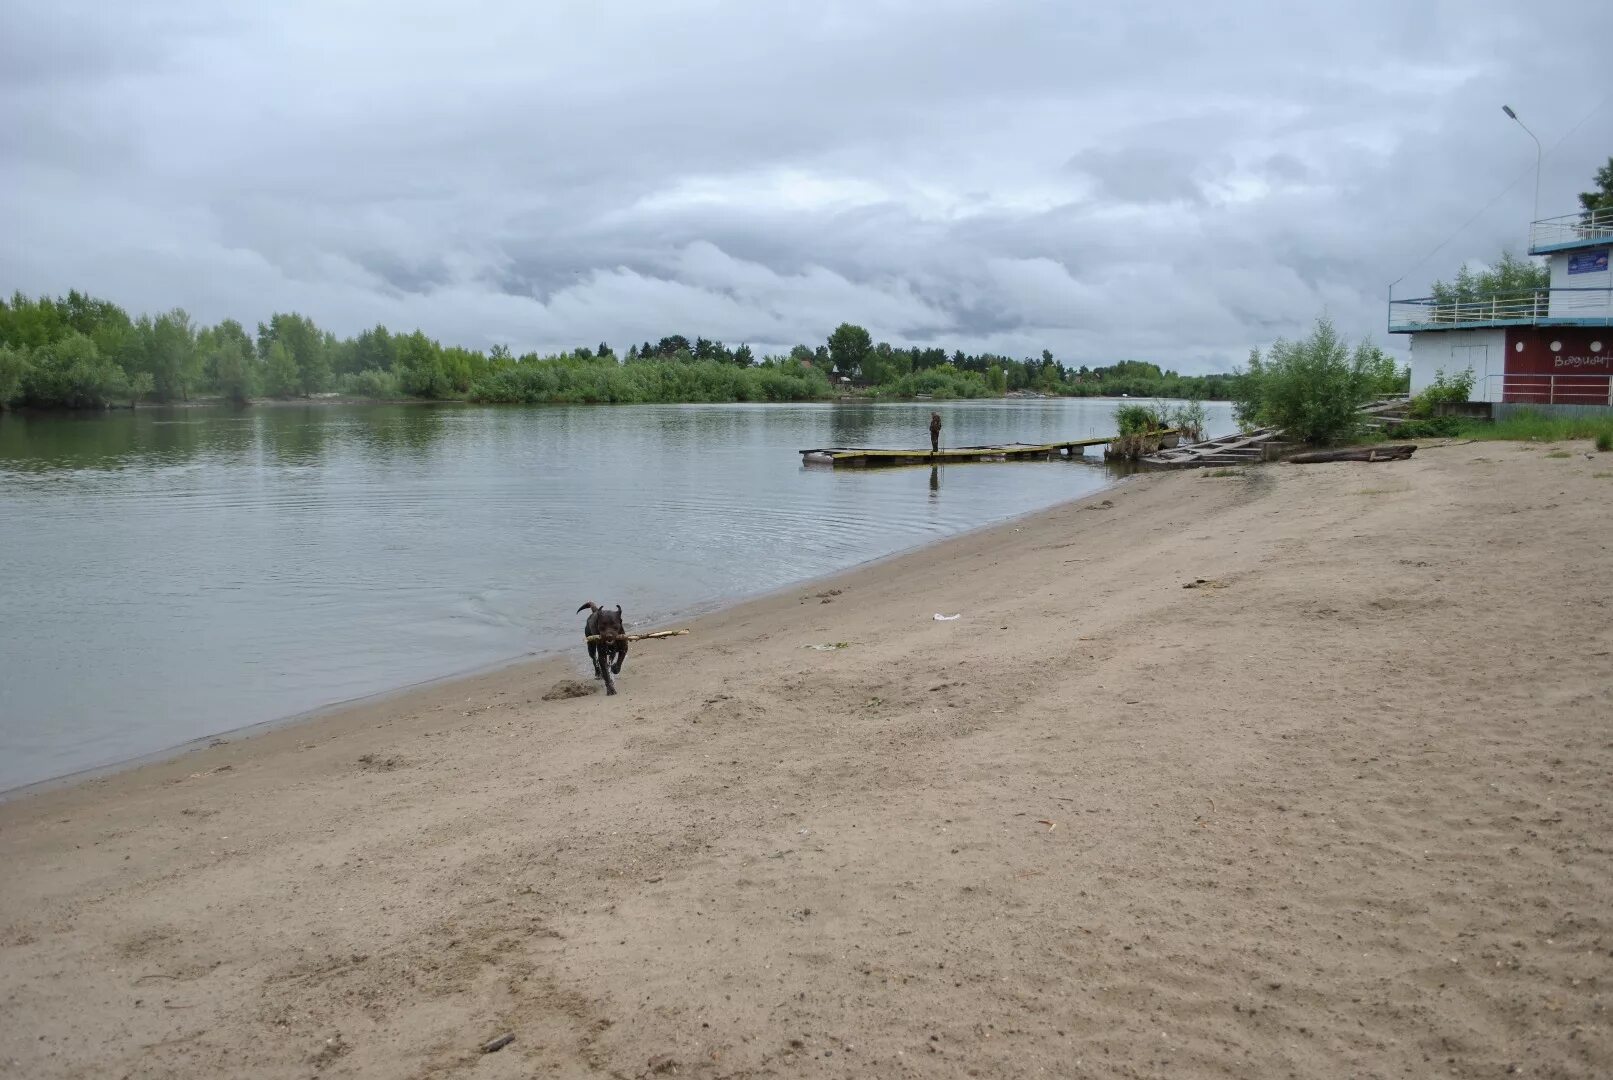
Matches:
[[1529, 206, 1613, 251], [1478, 372, 1613, 406], [1388, 287, 1613, 331]]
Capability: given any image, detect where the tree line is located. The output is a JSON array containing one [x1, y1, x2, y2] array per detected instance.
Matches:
[[1, 290, 1249, 410]]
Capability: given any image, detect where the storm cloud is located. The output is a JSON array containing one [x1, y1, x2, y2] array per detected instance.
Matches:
[[4, 0, 1609, 371]]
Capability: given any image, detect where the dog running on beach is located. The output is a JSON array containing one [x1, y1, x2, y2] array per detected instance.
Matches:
[[577, 602, 629, 695]]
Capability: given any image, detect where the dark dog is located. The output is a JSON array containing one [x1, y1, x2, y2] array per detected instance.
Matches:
[[577, 601, 628, 695]]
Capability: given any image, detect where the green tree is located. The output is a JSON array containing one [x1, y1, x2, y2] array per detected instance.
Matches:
[[0, 292, 66, 348], [142, 309, 200, 401], [0, 344, 30, 406], [258, 313, 329, 396], [209, 337, 255, 404], [20, 331, 130, 409], [1578, 155, 1613, 220], [1235, 316, 1380, 445], [733, 343, 754, 367], [827, 323, 872, 378], [439, 345, 480, 392], [198, 319, 257, 395], [350, 325, 399, 374], [64, 291, 134, 360], [1356, 341, 1409, 396], [398, 331, 452, 398], [859, 342, 896, 385], [264, 340, 301, 398], [1430, 250, 1548, 306]]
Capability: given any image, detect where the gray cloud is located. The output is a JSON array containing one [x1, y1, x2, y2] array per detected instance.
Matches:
[[3, 0, 1610, 372]]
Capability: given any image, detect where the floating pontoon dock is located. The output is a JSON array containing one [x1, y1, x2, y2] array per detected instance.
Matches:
[[800, 432, 1179, 468]]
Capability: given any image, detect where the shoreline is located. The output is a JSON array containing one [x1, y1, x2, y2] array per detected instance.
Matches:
[[3, 393, 1232, 416], [0, 466, 1146, 803], [4, 441, 1609, 1078]]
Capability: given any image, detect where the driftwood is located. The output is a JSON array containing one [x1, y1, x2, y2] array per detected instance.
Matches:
[[584, 628, 690, 645], [1286, 444, 1416, 464]]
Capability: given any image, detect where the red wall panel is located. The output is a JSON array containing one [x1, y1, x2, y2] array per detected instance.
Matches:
[[1502, 328, 1611, 404]]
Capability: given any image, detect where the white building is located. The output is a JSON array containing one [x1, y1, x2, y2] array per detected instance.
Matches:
[[1390, 208, 1612, 406]]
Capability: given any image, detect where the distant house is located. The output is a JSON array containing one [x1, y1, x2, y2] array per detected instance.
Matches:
[[1390, 207, 1613, 406]]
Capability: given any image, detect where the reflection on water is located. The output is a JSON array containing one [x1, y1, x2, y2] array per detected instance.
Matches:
[[0, 398, 1234, 790]]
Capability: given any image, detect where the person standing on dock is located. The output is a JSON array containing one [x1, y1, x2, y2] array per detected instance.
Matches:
[[929, 411, 942, 455]]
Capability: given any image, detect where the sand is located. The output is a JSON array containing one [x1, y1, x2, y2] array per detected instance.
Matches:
[[2, 442, 1610, 1079]]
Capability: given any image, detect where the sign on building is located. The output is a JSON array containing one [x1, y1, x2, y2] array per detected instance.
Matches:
[[1567, 249, 1609, 275]]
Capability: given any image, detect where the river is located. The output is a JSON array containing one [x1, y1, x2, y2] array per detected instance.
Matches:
[[0, 397, 1234, 790]]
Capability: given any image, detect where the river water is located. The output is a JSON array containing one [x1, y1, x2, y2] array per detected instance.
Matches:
[[0, 398, 1233, 790]]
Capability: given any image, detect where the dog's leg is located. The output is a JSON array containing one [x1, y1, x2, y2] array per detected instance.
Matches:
[[601, 657, 616, 695], [611, 639, 628, 675], [587, 640, 604, 680]]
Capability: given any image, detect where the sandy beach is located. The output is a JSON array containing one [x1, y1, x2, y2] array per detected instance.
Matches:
[[2, 441, 1610, 1079]]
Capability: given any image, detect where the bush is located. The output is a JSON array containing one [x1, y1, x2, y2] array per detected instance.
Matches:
[[335, 369, 405, 399], [1394, 415, 1466, 439], [1406, 368, 1475, 419], [0, 344, 30, 407], [468, 357, 832, 404], [1114, 403, 1167, 435], [18, 332, 130, 408], [1360, 343, 1411, 397], [1108, 402, 1172, 458], [1597, 432, 1612, 453], [1235, 317, 1380, 445], [1166, 399, 1207, 442], [881, 368, 993, 400]]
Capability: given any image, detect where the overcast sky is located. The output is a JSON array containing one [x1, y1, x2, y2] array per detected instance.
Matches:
[[4, 1, 1610, 371]]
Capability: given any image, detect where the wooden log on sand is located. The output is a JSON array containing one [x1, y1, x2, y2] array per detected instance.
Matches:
[[584, 628, 691, 645], [1286, 445, 1417, 464]]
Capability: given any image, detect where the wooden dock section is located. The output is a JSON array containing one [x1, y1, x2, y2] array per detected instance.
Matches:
[[1140, 428, 1292, 469], [1139, 398, 1408, 469], [801, 432, 1179, 468]]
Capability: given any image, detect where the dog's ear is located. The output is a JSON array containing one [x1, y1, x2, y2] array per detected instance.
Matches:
[[615, 605, 622, 616]]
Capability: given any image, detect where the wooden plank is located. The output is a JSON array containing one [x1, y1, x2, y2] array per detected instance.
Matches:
[[1139, 426, 1287, 470], [799, 430, 1183, 468]]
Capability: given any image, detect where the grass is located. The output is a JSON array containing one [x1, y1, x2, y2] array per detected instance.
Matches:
[[1467, 412, 1613, 444], [1204, 468, 1245, 478], [1544, 450, 1572, 459], [1594, 472, 1613, 479], [1391, 410, 1613, 447]]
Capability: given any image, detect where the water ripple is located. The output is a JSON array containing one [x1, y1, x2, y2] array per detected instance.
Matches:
[[0, 399, 1234, 790]]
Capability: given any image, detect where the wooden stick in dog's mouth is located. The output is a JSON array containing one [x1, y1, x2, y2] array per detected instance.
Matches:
[[584, 628, 691, 644]]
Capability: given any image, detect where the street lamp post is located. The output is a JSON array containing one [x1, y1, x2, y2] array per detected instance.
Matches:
[[1502, 104, 1543, 223]]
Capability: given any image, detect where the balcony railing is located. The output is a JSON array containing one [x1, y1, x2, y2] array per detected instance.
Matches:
[[1477, 372, 1613, 407], [1388, 287, 1613, 332], [1529, 207, 1613, 253]]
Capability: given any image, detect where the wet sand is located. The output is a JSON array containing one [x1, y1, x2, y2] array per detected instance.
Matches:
[[2, 442, 1610, 1078]]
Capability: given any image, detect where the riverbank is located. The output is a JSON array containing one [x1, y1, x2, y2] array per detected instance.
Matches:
[[3, 391, 1233, 415], [3, 441, 1610, 1078]]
